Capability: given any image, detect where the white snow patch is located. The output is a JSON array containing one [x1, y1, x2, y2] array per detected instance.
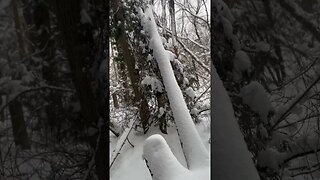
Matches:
[[190, 107, 199, 116], [158, 107, 165, 117], [221, 17, 233, 40], [185, 87, 196, 99], [183, 78, 189, 87], [258, 148, 287, 171], [147, 54, 153, 61], [141, 75, 164, 93], [255, 41, 270, 52], [240, 81, 271, 122], [143, 134, 191, 179], [233, 50, 252, 81], [166, 50, 176, 62]]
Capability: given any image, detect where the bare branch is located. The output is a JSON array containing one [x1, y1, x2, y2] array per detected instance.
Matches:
[[276, 0, 320, 42], [0, 85, 75, 114], [270, 75, 320, 131]]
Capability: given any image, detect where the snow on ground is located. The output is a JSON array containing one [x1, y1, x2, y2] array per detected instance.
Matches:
[[109, 119, 210, 180], [142, 134, 191, 180]]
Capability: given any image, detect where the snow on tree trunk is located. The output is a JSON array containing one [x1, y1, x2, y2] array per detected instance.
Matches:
[[139, 3, 209, 174], [212, 64, 260, 180]]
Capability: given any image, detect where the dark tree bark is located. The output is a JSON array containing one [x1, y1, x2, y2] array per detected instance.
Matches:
[[156, 93, 168, 134], [10, 0, 30, 150], [54, 0, 108, 178], [112, 93, 119, 109], [118, 62, 130, 103], [9, 100, 30, 149], [111, 0, 151, 133]]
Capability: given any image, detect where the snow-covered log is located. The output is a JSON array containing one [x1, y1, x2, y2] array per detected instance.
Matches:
[[143, 135, 191, 180], [139, 5, 209, 171], [212, 64, 260, 180]]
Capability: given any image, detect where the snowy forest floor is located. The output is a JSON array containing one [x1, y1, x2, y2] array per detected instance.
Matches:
[[109, 119, 210, 180]]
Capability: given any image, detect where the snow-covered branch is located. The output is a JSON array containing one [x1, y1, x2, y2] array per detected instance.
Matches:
[[110, 117, 137, 168]]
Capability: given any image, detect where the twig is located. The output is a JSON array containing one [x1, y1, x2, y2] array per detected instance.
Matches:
[[276, 113, 320, 130], [291, 166, 320, 177], [283, 148, 320, 165], [276, 0, 320, 42], [109, 118, 137, 169], [176, 38, 210, 73], [178, 36, 209, 50], [175, 1, 210, 29], [270, 75, 320, 131], [109, 128, 120, 137], [194, 84, 210, 104], [126, 137, 134, 148], [271, 58, 319, 91], [0, 85, 75, 114]]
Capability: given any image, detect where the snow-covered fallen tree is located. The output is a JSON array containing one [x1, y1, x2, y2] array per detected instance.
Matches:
[[138, 5, 209, 180]]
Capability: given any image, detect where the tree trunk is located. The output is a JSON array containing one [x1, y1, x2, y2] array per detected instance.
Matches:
[[112, 93, 119, 109], [54, 0, 108, 178], [169, 0, 177, 48], [9, 100, 30, 149], [10, 0, 30, 150], [118, 62, 130, 103], [111, 0, 151, 133], [156, 93, 167, 134]]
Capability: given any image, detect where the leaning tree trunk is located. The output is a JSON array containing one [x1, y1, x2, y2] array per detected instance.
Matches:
[[211, 64, 260, 179], [139, 6, 209, 180]]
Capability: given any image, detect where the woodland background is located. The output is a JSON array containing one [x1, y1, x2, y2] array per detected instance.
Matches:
[[0, 0, 319, 179]]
